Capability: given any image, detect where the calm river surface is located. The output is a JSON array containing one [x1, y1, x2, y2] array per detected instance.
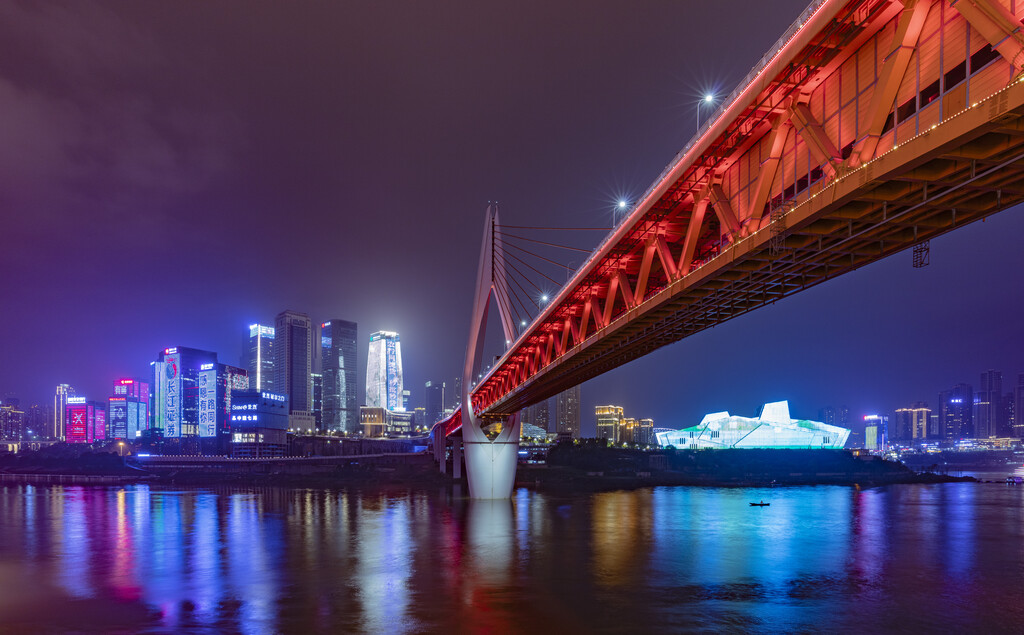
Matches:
[[1, 481, 1023, 633]]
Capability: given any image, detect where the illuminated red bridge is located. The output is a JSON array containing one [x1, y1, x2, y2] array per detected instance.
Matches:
[[440, 0, 1024, 497]]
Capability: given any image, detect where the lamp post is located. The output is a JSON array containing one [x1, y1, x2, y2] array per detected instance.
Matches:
[[697, 93, 716, 131]]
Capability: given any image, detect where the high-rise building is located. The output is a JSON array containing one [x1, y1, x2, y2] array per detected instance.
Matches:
[[311, 372, 323, 428], [596, 405, 624, 443], [242, 324, 275, 391], [939, 383, 973, 439], [153, 347, 247, 452], [864, 414, 888, 452], [366, 331, 404, 411], [975, 370, 1002, 439], [425, 380, 445, 427], [0, 398, 24, 443], [556, 385, 581, 437], [894, 402, 930, 441], [229, 390, 288, 458], [275, 310, 314, 429], [53, 384, 73, 440], [108, 377, 151, 441], [1004, 391, 1016, 438], [321, 320, 358, 433], [449, 376, 462, 411], [64, 397, 106, 444], [522, 399, 550, 432], [637, 418, 655, 446]]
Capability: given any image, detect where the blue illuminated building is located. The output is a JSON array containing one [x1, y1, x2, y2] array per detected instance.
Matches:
[[230, 390, 289, 458]]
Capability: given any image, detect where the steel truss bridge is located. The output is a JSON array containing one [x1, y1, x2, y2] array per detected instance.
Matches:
[[438, 0, 1024, 497]]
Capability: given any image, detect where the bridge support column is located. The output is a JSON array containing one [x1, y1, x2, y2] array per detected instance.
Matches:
[[453, 436, 463, 480], [462, 412, 520, 499]]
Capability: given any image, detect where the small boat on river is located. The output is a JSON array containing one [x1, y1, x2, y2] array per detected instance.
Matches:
[[749, 501, 770, 507]]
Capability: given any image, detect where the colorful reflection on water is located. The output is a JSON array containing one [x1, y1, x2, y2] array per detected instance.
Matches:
[[0, 482, 1022, 633]]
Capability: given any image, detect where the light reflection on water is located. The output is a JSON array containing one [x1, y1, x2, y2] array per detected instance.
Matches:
[[1, 482, 1023, 633]]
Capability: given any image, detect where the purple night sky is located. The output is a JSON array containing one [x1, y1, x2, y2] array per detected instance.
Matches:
[[2, 1, 1024, 435]]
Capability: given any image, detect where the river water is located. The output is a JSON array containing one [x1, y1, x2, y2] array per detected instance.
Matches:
[[1, 481, 1022, 634]]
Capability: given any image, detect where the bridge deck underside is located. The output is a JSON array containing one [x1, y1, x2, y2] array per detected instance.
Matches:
[[486, 99, 1024, 415], [472, 0, 1024, 418]]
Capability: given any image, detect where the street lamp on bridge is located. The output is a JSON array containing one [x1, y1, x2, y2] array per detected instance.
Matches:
[[697, 93, 716, 131]]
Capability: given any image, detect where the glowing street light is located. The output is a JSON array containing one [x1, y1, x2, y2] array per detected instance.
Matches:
[[540, 294, 548, 303], [617, 200, 627, 210], [697, 93, 716, 130]]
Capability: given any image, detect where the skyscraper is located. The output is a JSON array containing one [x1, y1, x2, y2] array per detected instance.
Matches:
[[523, 399, 550, 432], [976, 370, 1002, 438], [939, 383, 973, 439], [894, 402, 930, 441], [425, 380, 445, 427], [243, 324, 275, 391], [556, 385, 581, 437], [108, 378, 150, 440], [153, 347, 248, 453], [53, 384, 73, 440], [275, 310, 314, 429], [321, 320, 358, 433], [366, 331, 403, 411], [864, 414, 888, 451], [311, 372, 323, 428], [596, 405, 624, 443]]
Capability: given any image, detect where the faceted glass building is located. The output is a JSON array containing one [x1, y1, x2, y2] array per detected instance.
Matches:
[[656, 401, 850, 449], [322, 320, 358, 432], [366, 331, 403, 411]]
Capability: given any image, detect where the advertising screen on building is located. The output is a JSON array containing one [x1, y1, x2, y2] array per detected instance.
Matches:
[[67, 404, 88, 443], [198, 368, 217, 437], [93, 407, 106, 442], [162, 354, 181, 438], [108, 398, 127, 440]]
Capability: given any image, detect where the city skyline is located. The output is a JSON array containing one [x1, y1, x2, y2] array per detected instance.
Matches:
[[3, 0, 1024, 433]]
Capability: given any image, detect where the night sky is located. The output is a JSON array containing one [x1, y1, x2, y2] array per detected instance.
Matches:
[[3, 1, 1024, 435]]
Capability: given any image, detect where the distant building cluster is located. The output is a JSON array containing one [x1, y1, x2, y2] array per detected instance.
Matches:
[[594, 404, 654, 446], [3, 309, 479, 456], [820, 369, 1024, 452], [518, 385, 581, 440]]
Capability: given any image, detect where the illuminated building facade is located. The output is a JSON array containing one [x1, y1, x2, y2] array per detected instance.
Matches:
[[976, 370, 1002, 438], [359, 405, 414, 437], [556, 385, 581, 438], [939, 383, 973, 439], [275, 310, 313, 427], [656, 401, 850, 450], [53, 384, 73, 440], [153, 347, 248, 453], [64, 397, 107, 444], [311, 372, 323, 428], [243, 324, 275, 391], [229, 390, 288, 458], [366, 331, 403, 411], [108, 378, 150, 440], [321, 319, 358, 433], [596, 405, 624, 443], [864, 414, 889, 452], [894, 402, 930, 441], [0, 398, 24, 443]]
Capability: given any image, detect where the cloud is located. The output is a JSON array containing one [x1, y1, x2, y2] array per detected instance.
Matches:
[[0, 1, 235, 228]]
